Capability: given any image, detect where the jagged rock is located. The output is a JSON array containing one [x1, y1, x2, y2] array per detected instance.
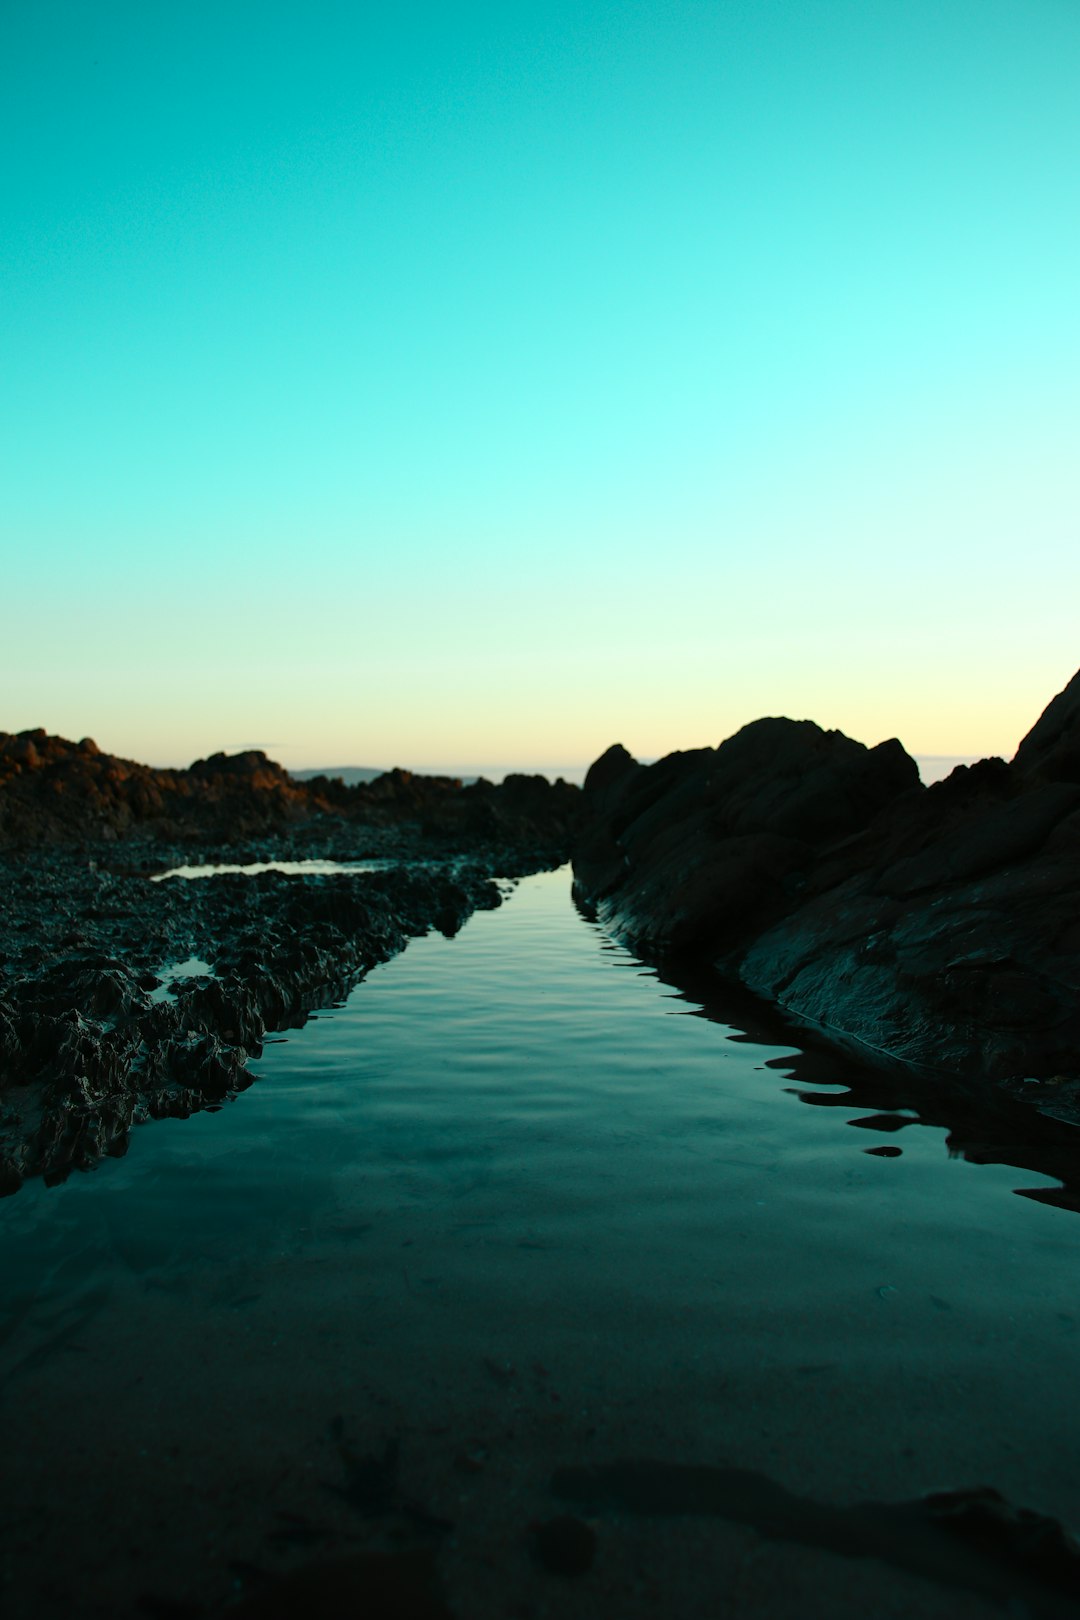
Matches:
[[574, 718, 919, 953], [573, 670, 1080, 1091], [583, 743, 639, 797], [0, 831, 569, 1193], [1015, 664, 1080, 784], [0, 729, 583, 851], [0, 726, 583, 1190]]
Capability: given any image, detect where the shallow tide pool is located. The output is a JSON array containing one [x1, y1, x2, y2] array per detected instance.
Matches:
[[149, 859, 389, 881], [1, 866, 1078, 1618]]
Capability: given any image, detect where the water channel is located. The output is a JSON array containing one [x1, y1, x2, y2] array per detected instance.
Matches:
[[2, 866, 1078, 1618]]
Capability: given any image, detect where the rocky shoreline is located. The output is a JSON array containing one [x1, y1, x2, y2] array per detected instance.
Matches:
[[573, 668, 1080, 1120], [0, 735, 582, 1194], [0, 844, 513, 1194], [5, 669, 1080, 1196]]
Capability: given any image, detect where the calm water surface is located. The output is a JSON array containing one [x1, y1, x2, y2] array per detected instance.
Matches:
[[149, 858, 389, 881], [2, 865, 1078, 1614]]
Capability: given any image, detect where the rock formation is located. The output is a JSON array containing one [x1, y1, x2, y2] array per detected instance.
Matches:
[[0, 851, 532, 1194], [573, 669, 1080, 1099], [0, 733, 584, 1192], [0, 730, 583, 851]]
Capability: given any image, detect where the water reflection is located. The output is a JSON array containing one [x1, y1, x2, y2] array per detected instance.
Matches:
[[4, 865, 1080, 1620], [645, 954, 1080, 1215], [150, 858, 388, 881]]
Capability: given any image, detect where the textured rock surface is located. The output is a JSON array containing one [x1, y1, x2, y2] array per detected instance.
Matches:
[[0, 734, 583, 1190], [573, 671, 1080, 1099], [0, 729, 582, 850], [0, 821, 570, 1193], [1014, 665, 1080, 784], [574, 718, 920, 954]]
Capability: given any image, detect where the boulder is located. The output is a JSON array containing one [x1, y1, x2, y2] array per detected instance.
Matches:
[[574, 718, 919, 952]]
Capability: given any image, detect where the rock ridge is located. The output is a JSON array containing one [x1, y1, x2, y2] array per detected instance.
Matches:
[[573, 669, 1080, 1100], [0, 730, 583, 850]]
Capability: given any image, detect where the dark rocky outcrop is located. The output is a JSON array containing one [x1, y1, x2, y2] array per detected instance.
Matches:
[[0, 845, 529, 1193], [0, 732, 314, 845], [573, 670, 1080, 1101], [1014, 665, 1080, 784], [0, 730, 583, 852], [0, 728, 584, 1193], [574, 718, 920, 954]]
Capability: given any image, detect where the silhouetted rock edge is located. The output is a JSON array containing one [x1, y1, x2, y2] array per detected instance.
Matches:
[[573, 670, 1080, 1110]]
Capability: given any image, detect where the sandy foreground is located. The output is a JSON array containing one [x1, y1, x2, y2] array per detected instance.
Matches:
[[3, 1180, 1076, 1620]]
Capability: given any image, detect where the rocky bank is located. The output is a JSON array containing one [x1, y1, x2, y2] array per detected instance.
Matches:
[[0, 728, 582, 850], [573, 668, 1080, 1111], [0, 734, 583, 1193]]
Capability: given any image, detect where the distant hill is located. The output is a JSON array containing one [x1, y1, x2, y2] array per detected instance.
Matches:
[[295, 764, 591, 786], [290, 766, 385, 785], [295, 758, 983, 788]]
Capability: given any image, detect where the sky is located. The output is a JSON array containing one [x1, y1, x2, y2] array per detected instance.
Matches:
[[3, 0, 1078, 773]]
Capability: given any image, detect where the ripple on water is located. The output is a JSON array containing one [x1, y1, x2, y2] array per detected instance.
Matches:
[[1, 864, 1078, 1616]]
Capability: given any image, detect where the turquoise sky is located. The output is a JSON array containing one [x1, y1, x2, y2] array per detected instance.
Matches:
[[3, 0, 1077, 770]]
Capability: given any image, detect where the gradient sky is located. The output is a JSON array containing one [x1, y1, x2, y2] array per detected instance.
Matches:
[[3, 0, 1078, 771]]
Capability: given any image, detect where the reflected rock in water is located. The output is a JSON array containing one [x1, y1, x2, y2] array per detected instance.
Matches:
[[647, 951, 1080, 1217]]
